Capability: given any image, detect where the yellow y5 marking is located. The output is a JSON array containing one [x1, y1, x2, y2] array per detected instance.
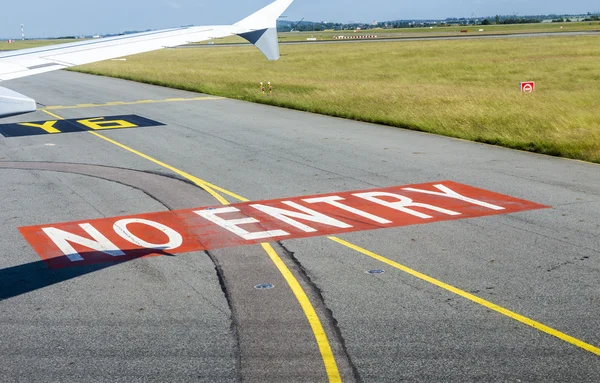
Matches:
[[18, 120, 60, 134], [77, 117, 137, 130]]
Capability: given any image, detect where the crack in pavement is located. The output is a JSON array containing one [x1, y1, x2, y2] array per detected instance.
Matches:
[[275, 240, 363, 383]]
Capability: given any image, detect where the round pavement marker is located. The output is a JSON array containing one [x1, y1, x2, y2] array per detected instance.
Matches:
[[254, 283, 274, 290], [366, 269, 385, 275]]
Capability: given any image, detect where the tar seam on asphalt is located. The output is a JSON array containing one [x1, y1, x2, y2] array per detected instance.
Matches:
[[0, 161, 245, 380], [204, 249, 243, 383], [275, 240, 364, 383], [0, 162, 188, 211]]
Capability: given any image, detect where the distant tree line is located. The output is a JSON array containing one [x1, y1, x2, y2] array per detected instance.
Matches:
[[495, 16, 542, 24], [277, 12, 599, 32]]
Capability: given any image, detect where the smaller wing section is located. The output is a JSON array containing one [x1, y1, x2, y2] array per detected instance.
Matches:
[[0, 86, 36, 118], [238, 28, 280, 60], [235, 0, 293, 60], [0, 0, 295, 118]]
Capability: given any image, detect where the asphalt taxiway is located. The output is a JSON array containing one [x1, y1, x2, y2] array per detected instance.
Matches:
[[1, 71, 599, 382]]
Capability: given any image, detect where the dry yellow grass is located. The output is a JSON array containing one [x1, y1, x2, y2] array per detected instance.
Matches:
[[74, 35, 600, 162]]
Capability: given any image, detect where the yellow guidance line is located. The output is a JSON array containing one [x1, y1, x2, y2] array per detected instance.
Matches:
[[45, 109, 231, 205], [45, 96, 222, 110], [87, 131, 234, 205], [90, 131, 342, 382], [42, 110, 64, 120], [261, 243, 342, 382], [328, 236, 600, 357], [40, 109, 342, 382]]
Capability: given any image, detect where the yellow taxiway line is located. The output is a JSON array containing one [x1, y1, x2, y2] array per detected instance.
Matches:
[[42, 107, 600, 368], [41, 109, 343, 383], [45, 96, 222, 110], [328, 236, 600, 357], [86, 123, 600, 358]]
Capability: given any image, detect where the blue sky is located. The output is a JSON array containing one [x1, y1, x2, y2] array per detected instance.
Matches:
[[2, 0, 598, 38]]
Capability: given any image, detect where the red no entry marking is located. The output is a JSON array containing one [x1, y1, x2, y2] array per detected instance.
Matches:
[[19, 181, 549, 268]]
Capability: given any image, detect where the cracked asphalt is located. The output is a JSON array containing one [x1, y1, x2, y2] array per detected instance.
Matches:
[[1, 71, 599, 382]]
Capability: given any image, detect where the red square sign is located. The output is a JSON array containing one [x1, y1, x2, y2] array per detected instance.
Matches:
[[520, 81, 535, 93]]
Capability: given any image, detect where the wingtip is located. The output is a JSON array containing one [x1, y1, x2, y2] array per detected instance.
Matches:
[[238, 27, 281, 60]]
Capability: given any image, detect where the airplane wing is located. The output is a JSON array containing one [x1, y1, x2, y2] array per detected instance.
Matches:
[[0, 0, 293, 118]]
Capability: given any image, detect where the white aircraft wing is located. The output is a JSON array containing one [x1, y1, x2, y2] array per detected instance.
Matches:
[[0, 0, 293, 118]]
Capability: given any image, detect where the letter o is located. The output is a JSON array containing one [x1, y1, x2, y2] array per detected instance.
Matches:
[[113, 218, 182, 250]]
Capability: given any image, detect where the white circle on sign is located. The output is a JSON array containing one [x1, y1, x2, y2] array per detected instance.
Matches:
[[523, 84, 533, 93], [113, 218, 183, 250]]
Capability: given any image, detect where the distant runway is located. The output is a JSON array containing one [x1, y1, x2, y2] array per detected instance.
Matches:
[[1, 71, 599, 382], [179, 30, 600, 49]]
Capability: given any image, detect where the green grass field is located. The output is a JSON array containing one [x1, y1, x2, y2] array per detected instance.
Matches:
[[0, 39, 79, 51], [71, 35, 599, 163]]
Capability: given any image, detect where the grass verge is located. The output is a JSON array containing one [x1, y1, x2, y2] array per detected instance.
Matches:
[[72, 35, 600, 163]]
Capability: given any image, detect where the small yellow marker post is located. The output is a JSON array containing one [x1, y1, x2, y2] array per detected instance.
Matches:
[[260, 82, 265, 94], [268, 81, 273, 96]]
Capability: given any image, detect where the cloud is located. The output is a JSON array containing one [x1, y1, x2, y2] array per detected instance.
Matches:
[[165, 1, 181, 9]]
